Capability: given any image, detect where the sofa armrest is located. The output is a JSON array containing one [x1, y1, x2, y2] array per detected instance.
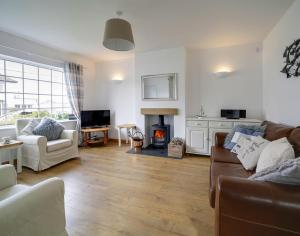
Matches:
[[0, 165, 17, 190], [0, 178, 67, 236], [17, 134, 47, 146], [215, 176, 300, 236], [215, 132, 228, 147]]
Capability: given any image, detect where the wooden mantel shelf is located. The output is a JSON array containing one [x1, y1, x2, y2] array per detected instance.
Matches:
[[141, 108, 178, 115]]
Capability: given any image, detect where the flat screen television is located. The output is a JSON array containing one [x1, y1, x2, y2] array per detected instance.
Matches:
[[81, 110, 110, 128]]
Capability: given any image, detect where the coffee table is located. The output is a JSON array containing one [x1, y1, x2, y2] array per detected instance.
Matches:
[[0, 140, 23, 173]]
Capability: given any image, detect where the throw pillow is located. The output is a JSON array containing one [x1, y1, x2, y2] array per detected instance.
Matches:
[[33, 117, 65, 141], [249, 157, 300, 185], [232, 136, 270, 170], [256, 137, 295, 173], [21, 119, 40, 135], [231, 131, 256, 144], [224, 124, 266, 150], [230, 132, 257, 154]]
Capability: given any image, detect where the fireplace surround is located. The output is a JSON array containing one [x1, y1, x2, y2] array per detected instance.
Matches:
[[141, 108, 177, 151]]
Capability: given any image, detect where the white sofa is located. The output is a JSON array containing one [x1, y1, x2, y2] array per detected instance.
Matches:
[[16, 119, 79, 171], [0, 164, 68, 236]]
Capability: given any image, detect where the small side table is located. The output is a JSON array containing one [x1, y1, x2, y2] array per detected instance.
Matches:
[[117, 124, 136, 148], [0, 140, 23, 173]]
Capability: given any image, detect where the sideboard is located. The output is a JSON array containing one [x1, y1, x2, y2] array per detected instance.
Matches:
[[186, 117, 261, 155]]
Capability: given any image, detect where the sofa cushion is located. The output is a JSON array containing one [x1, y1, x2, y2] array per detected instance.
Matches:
[[209, 161, 253, 207], [224, 124, 265, 150], [33, 117, 65, 141], [256, 137, 295, 173], [211, 146, 241, 164], [233, 136, 270, 171], [262, 121, 294, 141], [47, 139, 72, 153], [0, 184, 28, 201], [250, 157, 300, 185]]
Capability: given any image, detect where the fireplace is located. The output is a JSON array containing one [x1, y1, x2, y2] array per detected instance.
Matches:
[[150, 115, 170, 148]]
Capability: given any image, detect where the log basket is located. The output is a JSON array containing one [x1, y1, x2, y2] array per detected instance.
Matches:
[[130, 131, 144, 153]]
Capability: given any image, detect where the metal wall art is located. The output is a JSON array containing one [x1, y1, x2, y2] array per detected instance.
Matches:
[[281, 39, 300, 78]]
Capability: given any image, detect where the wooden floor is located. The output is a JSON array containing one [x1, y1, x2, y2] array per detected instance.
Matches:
[[18, 143, 214, 236]]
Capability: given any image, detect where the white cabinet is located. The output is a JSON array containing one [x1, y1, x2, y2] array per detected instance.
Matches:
[[186, 127, 209, 154], [186, 117, 261, 155]]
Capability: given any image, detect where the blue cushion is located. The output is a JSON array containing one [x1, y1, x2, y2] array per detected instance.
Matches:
[[224, 124, 266, 150], [33, 118, 65, 141]]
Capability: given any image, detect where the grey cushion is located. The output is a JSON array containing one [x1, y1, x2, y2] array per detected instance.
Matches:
[[33, 118, 65, 141], [249, 157, 300, 185], [224, 124, 266, 150]]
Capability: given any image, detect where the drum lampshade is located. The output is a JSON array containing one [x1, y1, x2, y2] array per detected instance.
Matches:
[[103, 18, 135, 51]]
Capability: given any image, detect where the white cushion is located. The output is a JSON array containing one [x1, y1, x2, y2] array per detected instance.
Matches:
[[256, 137, 295, 173], [230, 132, 257, 154], [231, 132, 256, 144], [0, 184, 28, 201], [233, 136, 270, 170], [21, 119, 40, 135], [47, 139, 72, 152]]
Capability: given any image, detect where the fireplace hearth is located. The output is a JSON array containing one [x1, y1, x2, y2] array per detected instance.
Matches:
[[150, 115, 170, 148]]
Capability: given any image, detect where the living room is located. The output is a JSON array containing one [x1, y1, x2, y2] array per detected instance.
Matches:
[[0, 0, 299, 235]]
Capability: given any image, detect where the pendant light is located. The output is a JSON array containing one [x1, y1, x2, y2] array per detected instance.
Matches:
[[103, 11, 135, 51]]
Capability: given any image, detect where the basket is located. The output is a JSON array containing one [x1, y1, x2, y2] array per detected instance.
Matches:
[[131, 131, 144, 153], [168, 143, 184, 158]]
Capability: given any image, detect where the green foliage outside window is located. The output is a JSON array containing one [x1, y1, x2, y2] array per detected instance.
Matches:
[[0, 110, 70, 126]]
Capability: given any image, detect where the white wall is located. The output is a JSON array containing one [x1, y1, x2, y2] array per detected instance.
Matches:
[[186, 43, 263, 119], [135, 48, 186, 139], [96, 58, 135, 139], [263, 0, 300, 126]]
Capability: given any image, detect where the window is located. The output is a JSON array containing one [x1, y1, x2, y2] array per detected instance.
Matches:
[[0, 56, 72, 125]]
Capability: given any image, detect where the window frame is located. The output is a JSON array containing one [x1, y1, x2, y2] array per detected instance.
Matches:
[[0, 55, 71, 125]]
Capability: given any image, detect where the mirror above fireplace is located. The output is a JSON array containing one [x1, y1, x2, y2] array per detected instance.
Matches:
[[141, 73, 177, 101]]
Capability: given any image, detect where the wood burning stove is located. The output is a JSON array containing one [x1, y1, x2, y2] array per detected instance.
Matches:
[[150, 115, 170, 148]]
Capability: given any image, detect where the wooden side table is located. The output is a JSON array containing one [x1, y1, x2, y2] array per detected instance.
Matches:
[[81, 127, 110, 147], [0, 140, 23, 173], [117, 124, 136, 148]]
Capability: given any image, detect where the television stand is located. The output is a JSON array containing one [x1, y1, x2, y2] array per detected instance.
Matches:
[[81, 127, 110, 147]]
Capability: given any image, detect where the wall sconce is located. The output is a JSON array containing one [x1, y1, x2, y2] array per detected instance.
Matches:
[[213, 66, 234, 78], [111, 74, 124, 83]]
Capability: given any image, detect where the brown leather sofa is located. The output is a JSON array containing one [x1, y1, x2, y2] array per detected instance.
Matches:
[[210, 121, 300, 236]]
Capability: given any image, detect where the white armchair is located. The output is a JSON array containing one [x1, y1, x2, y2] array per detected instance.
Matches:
[[16, 119, 79, 171], [0, 164, 68, 236]]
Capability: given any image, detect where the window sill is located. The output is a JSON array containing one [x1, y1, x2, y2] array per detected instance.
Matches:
[[0, 120, 76, 130], [0, 125, 16, 130]]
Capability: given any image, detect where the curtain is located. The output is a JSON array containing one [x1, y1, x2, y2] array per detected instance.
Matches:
[[64, 62, 84, 145]]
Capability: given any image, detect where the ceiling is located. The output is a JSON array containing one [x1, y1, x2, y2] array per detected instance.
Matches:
[[0, 0, 294, 62]]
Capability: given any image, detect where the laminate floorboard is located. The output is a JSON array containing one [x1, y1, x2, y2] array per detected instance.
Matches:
[[18, 143, 214, 236]]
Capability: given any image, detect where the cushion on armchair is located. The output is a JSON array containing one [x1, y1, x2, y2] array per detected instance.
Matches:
[[21, 119, 40, 135], [33, 117, 65, 141]]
